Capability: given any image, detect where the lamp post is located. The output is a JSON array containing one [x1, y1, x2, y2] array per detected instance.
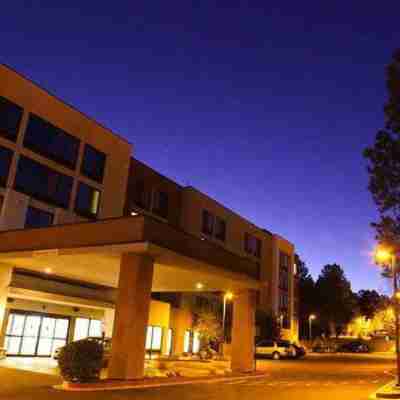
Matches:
[[222, 292, 234, 343], [375, 246, 400, 386], [308, 314, 316, 342]]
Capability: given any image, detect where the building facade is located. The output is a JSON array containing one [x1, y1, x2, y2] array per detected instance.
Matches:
[[0, 64, 297, 378]]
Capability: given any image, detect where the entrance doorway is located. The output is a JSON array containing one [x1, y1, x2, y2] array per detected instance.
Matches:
[[5, 311, 69, 357]]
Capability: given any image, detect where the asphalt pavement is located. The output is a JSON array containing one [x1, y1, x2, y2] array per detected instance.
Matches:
[[0, 354, 395, 400]]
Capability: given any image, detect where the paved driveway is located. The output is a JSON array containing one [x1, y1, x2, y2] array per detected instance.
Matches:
[[0, 353, 395, 400]]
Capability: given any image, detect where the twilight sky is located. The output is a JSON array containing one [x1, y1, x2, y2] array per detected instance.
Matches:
[[1, 1, 399, 293]]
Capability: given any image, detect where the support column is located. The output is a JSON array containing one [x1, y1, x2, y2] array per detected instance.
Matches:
[[231, 289, 256, 373], [108, 254, 153, 380], [0, 265, 12, 348]]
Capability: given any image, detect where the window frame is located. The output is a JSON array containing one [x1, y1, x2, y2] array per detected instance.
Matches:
[[80, 144, 106, 183]]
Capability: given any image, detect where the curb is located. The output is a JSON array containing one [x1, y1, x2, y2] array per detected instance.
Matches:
[[54, 372, 268, 392]]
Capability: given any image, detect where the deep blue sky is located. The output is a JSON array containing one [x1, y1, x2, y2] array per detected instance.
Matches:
[[2, 1, 399, 293]]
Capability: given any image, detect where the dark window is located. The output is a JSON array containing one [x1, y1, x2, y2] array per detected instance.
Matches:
[[202, 210, 214, 236], [14, 156, 73, 208], [81, 144, 106, 183], [133, 179, 148, 209], [0, 96, 23, 142], [25, 207, 54, 228], [215, 217, 226, 241], [244, 233, 262, 258], [152, 190, 168, 218], [0, 195, 4, 214], [75, 182, 101, 218], [24, 114, 80, 169], [0, 145, 13, 187]]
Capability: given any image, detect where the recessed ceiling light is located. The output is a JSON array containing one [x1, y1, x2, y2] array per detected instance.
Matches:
[[196, 282, 204, 290], [44, 268, 52, 274], [131, 211, 138, 216]]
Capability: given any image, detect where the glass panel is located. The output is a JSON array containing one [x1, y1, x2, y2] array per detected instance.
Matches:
[[146, 327, 153, 350], [52, 339, 66, 354], [24, 114, 80, 169], [25, 207, 54, 229], [23, 316, 41, 337], [88, 320, 102, 338], [11, 314, 25, 336], [165, 329, 172, 355], [37, 338, 53, 356], [0, 145, 13, 187], [183, 330, 191, 353], [0, 96, 23, 142], [20, 337, 37, 355], [14, 156, 73, 209], [81, 144, 106, 183], [54, 319, 69, 339], [40, 318, 56, 339], [151, 327, 162, 351], [192, 332, 200, 354], [6, 314, 14, 335], [74, 182, 100, 218], [5, 336, 21, 355], [74, 318, 89, 341]]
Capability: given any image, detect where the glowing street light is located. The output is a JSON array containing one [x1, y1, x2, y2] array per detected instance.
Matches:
[[374, 245, 400, 386], [222, 292, 234, 343], [309, 314, 316, 341]]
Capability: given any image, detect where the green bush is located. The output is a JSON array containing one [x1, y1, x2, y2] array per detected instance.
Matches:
[[58, 338, 104, 383]]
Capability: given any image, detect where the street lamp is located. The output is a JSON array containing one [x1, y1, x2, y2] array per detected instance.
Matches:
[[375, 245, 400, 386], [222, 292, 234, 343], [309, 314, 316, 341]]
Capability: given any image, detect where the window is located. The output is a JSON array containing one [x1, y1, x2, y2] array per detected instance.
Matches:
[[0, 195, 4, 214], [165, 328, 173, 355], [73, 318, 102, 341], [25, 207, 54, 228], [244, 233, 262, 258], [183, 330, 191, 353], [152, 190, 168, 218], [0, 96, 23, 142], [202, 210, 227, 241], [279, 252, 290, 270], [81, 144, 106, 183], [279, 252, 290, 291], [0, 145, 13, 187], [24, 114, 80, 169], [133, 180, 148, 209], [192, 332, 200, 354], [145, 326, 163, 352], [214, 217, 226, 241], [14, 156, 73, 208], [74, 182, 100, 218], [202, 210, 214, 235]]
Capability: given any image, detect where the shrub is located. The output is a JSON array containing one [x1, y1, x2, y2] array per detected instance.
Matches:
[[58, 338, 104, 383]]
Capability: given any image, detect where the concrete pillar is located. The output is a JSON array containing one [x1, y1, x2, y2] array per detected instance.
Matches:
[[0, 265, 12, 347], [103, 308, 115, 338], [231, 289, 256, 373], [108, 254, 153, 380]]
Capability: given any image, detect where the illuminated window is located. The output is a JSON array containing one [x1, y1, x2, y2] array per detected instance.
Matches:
[[74, 318, 102, 341], [75, 182, 100, 218], [165, 328, 173, 355], [146, 326, 163, 352], [192, 332, 200, 354], [183, 330, 191, 353]]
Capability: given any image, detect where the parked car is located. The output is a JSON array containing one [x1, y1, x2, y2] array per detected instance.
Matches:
[[53, 337, 111, 365], [255, 340, 304, 360], [336, 341, 369, 353]]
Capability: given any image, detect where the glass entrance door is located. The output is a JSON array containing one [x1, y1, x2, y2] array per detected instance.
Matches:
[[5, 312, 70, 357]]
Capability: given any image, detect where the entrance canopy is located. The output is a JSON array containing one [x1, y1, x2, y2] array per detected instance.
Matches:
[[0, 215, 261, 292]]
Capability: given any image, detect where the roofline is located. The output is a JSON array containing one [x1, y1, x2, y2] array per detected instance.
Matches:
[[131, 157, 184, 189], [1, 63, 132, 147], [184, 185, 274, 239]]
